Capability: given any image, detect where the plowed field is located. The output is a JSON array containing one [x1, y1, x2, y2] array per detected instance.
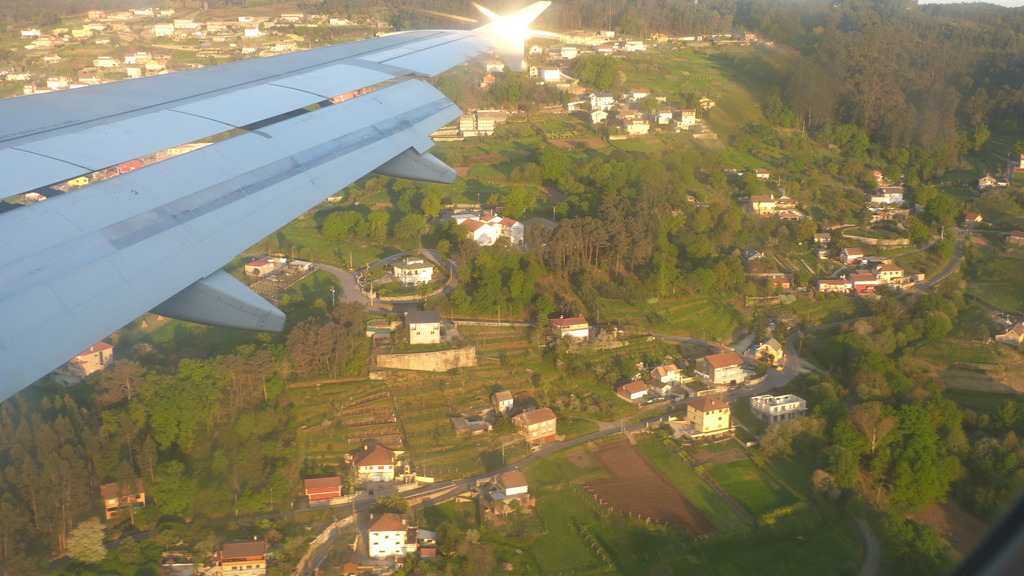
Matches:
[[586, 439, 715, 536]]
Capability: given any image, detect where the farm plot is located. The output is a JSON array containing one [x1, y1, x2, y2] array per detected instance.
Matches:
[[585, 439, 715, 536]]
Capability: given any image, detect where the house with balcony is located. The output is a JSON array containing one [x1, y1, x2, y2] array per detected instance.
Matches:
[[214, 541, 268, 576], [368, 513, 416, 559], [352, 443, 401, 482], [750, 394, 807, 423], [513, 408, 557, 445], [392, 258, 433, 286], [682, 397, 732, 439], [695, 352, 746, 387]]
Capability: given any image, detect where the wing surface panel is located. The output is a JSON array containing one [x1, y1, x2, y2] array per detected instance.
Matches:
[[0, 80, 460, 396]]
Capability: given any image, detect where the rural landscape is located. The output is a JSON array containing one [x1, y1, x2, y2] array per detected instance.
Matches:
[[5, 0, 1024, 575]]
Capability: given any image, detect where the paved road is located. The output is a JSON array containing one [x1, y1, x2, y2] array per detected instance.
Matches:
[[855, 518, 881, 576], [316, 262, 370, 305], [921, 228, 966, 288]]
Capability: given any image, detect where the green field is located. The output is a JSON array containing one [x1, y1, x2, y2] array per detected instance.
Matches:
[[597, 295, 744, 343], [907, 340, 998, 366], [636, 437, 750, 533], [708, 459, 798, 516]]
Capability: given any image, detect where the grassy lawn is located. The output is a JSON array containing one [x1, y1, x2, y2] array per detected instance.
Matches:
[[598, 295, 744, 343], [708, 459, 798, 516], [906, 340, 997, 366], [636, 437, 750, 533], [943, 388, 1020, 414], [703, 518, 863, 576], [560, 417, 601, 440]]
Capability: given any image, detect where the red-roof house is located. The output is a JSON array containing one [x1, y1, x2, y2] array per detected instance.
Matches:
[[303, 476, 342, 505], [616, 381, 649, 403], [353, 444, 400, 482], [695, 352, 746, 386], [214, 541, 268, 576]]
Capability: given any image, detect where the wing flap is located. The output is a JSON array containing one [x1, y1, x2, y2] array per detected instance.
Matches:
[[152, 270, 286, 331]]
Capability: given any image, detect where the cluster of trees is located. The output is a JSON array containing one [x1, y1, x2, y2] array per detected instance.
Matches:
[[0, 296, 374, 572], [756, 285, 1021, 573]]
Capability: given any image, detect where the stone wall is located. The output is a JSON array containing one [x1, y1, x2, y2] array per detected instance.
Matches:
[[375, 346, 477, 372]]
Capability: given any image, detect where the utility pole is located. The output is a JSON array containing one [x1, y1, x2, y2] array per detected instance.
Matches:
[[330, 286, 336, 307]]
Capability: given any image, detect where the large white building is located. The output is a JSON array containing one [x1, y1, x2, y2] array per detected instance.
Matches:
[[368, 513, 416, 558], [456, 213, 524, 247], [750, 394, 807, 423], [392, 257, 433, 286]]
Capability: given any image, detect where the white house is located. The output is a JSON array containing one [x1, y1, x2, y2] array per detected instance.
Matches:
[[675, 109, 697, 129], [590, 109, 608, 124], [406, 310, 441, 345], [695, 352, 746, 386], [650, 364, 681, 383], [541, 67, 561, 83], [353, 443, 400, 482], [589, 92, 615, 111], [392, 257, 433, 286], [457, 213, 524, 246], [492, 390, 514, 414], [750, 394, 807, 423], [550, 316, 589, 339], [617, 380, 649, 403], [368, 513, 415, 559]]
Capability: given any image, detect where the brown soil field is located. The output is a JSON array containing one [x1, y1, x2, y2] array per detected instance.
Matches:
[[692, 448, 747, 467], [913, 500, 989, 556], [586, 439, 715, 536]]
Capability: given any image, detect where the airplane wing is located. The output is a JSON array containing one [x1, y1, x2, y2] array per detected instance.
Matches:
[[0, 2, 551, 402]]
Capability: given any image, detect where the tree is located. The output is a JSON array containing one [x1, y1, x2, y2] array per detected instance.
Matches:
[[372, 493, 409, 514], [395, 213, 427, 240], [851, 401, 897, 454], [66, 519, 106, 565]]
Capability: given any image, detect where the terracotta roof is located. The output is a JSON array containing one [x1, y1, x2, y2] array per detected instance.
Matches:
[[303, 476, 341, 491], [702, 351, 744, 369], [462, 219, 488, 232], [499, 470, 528, 489], [617, 381, 649, 396], [689, 397, 729, 412], [750, 195, 774, 203], [550, 316, 587, 328], [355, 444, 396, 467], [221, 540, 268, 560], [818, 279, 851, 286], [876, 264, 903, 273], [515, 407, 556, 426], [1011, 231, 1024, 239], [369, 513, 407, 533], [843, 248, 864, 256], [849, 273, 878, 282], [651, 364, 678, 378], [1003, 323, 1024, 338], [80, 341, 113, 355]]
